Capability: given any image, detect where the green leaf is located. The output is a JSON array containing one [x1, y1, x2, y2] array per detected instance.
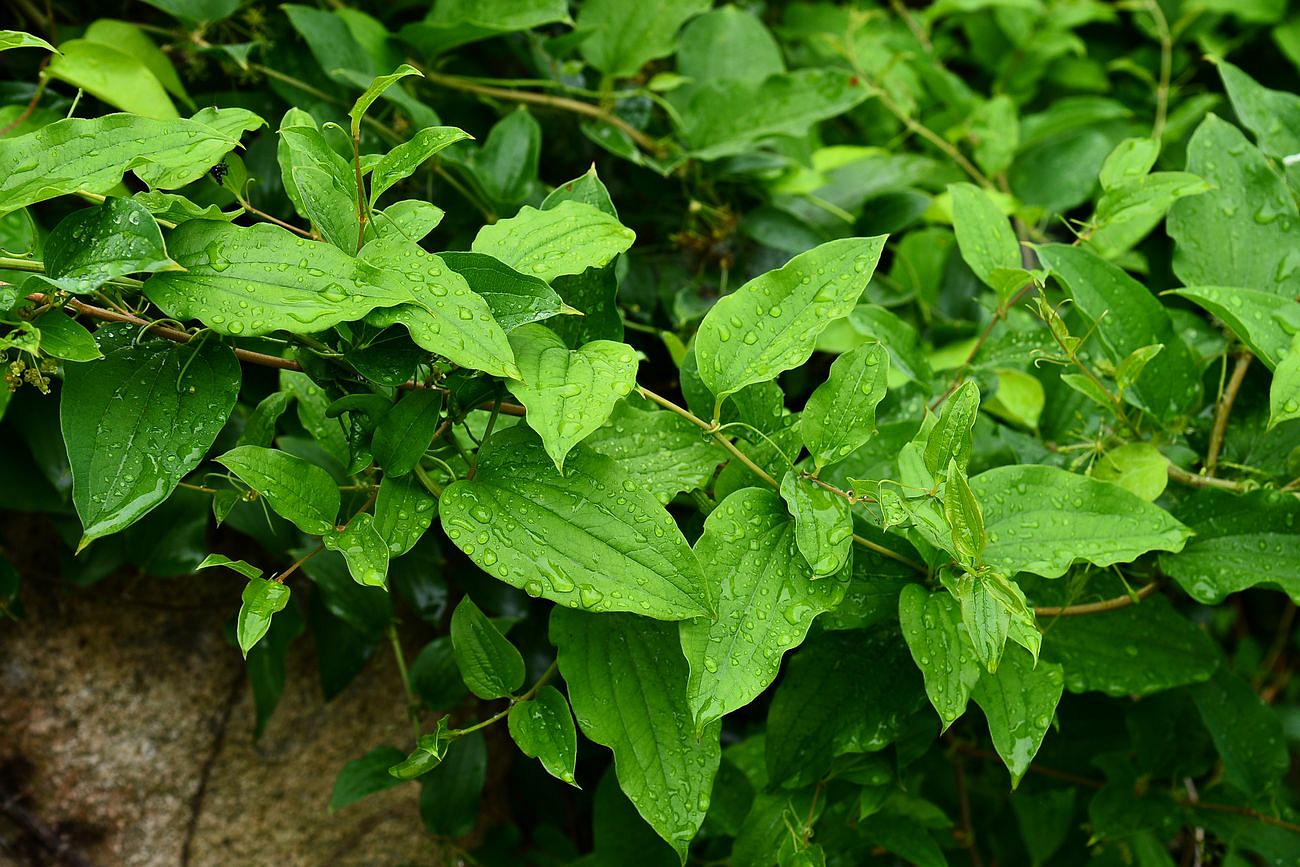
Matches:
[[439, 427, 710, 620], [401, 0, 569, 57], [373, 474, 436, 557], [349, 64, 422, 136], [675, 6, 784, 85], [800, 341, 889, 470], [1216, 59, 1300, 159], [450, 596, 526, 700], [1191, 667, 1289, 795], [924, 380, 980, 475], [552, 607, 721, 861], [390, 717, 452, 780], [1168, 286, 1298, 371], [471, 200, 635, 283], [577, 0, 711, 77], [1036, 244, 1201, 420], [971, 646, 1063, 787], [680, 488, 848, 730], [33, 312, 101, 361], [61, 327, 239, 547], [197, 553, 262, 580], [898, 585, 980, 730], [139, 0, 239, 24], [281, 370, 349, 467], [696, 237, 886, 405], [0, 111, 258, 216], [216, 445, 340, 535], [970, 465, 1191, 579], [949, 182, 1024, 297], [507, 324, 638, 472], [507, 685, 578, 786], [360, 237, 520, 379], [329, 746, 407, 812], [1098, 137, 1160, 188], [43, 197, 175, 292], [440, 251, 565, 331], [1092, 442, 1168, 501], [983, 368, 1044, 430], [1269, 339, 1300, 428], [672, 70, 871, 160], [371, 389, 443, 476], [322, 514, 389, 587], [469, 109, 542, 207], [1168, 115, 1300, 297], [947, 570, 1036, 672], [282, 4, 372, 80], [0, 30, 56, 52], [1160, 488, 1300, 604], [46, 39, 178, 119], [366, 199, 444, 243], [278, 111, 357, 228], [370, 126, 472, 205], [944, 462, 985, 564], [83, 20, 191, 109], [420, 733, 486, 834], [237, 578, 291, 657], [1087, 172, 1210, 259], [779, 471, 853, 578], [1041, 596, 1219, 696], [291, 165, 359, 252], [584, 400, 720, 505]]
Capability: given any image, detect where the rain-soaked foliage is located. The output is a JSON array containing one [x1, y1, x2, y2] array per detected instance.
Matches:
[[1, 0, 1299, 863]]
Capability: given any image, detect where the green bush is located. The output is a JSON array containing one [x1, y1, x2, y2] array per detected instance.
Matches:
[[2, 1, 1298, 863]]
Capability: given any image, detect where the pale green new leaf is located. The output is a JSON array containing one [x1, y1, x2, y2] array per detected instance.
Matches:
[[1168, 286, 1298, 371], [1088, 172, 1210, 259], [983, 368, 1044, 430], [0, 30, 56, 52], [61, 326, 239, 548], [237, 579, 291, 657], [1037, 244, 1201, 420], [471, 200, 635, 283], [800, 341, 889, 470], [506, 324, 639, 472], [577, 0, 710, 77], [944, 462, 985, 564], [682, 488, 848, 731], [439, 427, 710, 620], [197, 553, 262, 580], [971, 646, 1063, 787], [47, 39, 179, 119], [217, 445, 340, 535], [924, 380, 980, 475], [450, 596, 526, 700], [278, 112, 357, 225], [508, 685, 578, 786], [779, 471, 853, 578], [553, 607, 721, 860], [0, 111, 258, 216], [372, 474, 436, 557], [322, 513, 389, 587], [898, 584, 980, 730], [370, 126, 472, 205], [696, 237, 885, 404], [1092, 442, 1168, 501], [291, 164, 359, 252], [949, 182, 1023, 297], [43, 197, 175, 293], [585, 400, 721, 504], [970, 465, 1191, 578], [83, 19, 192, 109], [349, 64, 422, 135]]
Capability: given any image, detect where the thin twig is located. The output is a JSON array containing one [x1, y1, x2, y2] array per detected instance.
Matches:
[[1205, 353, 1251, 477], [1166, 462, 1249, 493], [420, 70, 664, 156], [0, 73, 48, 138], [1034, 580, 1159, 618], [1145, 0, 1173, 141]]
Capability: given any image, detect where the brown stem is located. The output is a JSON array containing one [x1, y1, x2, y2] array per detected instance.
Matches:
[[421, 70, 664, 156], [952, 754, 984, 867], [0, 72, 48, 138], [272, 544, 321, 584], [931, 282, 1035, 410], [1166, 462, 1248, 493], [238, 197, 314, 238], [1205, 353, 1251, 477], [1034, 580, 1160, 618]]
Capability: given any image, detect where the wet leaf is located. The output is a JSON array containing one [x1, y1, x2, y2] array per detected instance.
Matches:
[[899, 585, 980, 730], [322, 513, 389, 587], [216, 445, 340, 535], [1191, 667, 1289, 795], [1168, 286, 1298, 371], [507, 685, 578, 786], [450, 596, 525, 700], [696, 237, 886, 405], [43, 196, 175, 293], [779, 471, 853, 578], [371, 389, 443, 476], [949, 182, 1025, 298], [506, 324, 639, 472], [439, 427, 710, 619], [370, 125, 472, 205], [471, 200, 635, 283], [440, 251, 565, 331], [552, 607, 721, 860], [681, 488, 848, 731], [33, 311, 101, 361], [237, 578, 291, 657], [373, 474, 436, 557], [800, 341, 889, 470], [971, 646, 1063, 787], [584, 400, 720, 504]]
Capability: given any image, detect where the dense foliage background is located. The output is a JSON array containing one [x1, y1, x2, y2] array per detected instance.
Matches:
[[1, 0, 1299, 864]]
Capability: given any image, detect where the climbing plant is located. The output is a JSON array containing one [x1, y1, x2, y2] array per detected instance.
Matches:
[[1, 0, 1298, 864]]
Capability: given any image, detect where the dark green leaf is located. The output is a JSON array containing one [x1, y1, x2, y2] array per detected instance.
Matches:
[[440, 252, 565, 331], [371, 389, 442, 476], [43, 197, 175, 292], [508, 685, 578, 786], [971, 646, 1063, 787], [577, 0, 710, 77], [899, 584, 980, 730], [329, 746, 407, 812], [1191, 667, 1289, 795], [216, 445, 340, 535], [450, 596, 526, 700]]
